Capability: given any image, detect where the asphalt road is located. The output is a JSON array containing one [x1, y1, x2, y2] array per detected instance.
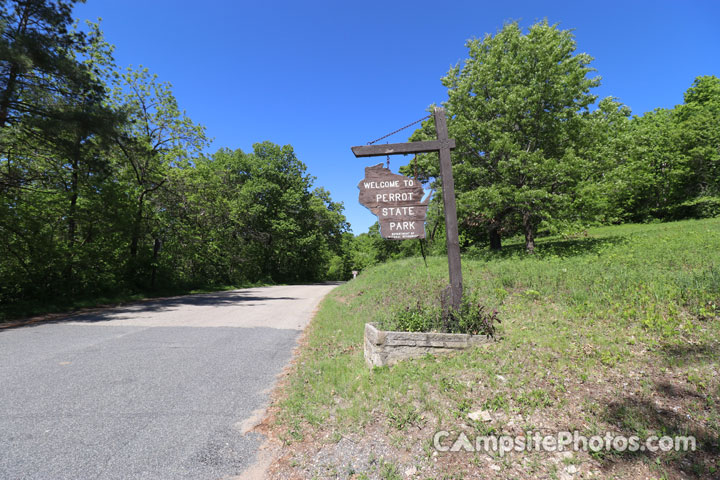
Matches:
[[0, 284, 338, 480]]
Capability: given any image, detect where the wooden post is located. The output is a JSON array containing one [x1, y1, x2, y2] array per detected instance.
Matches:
[[351, 107, 463, 312], [433, 107, 463, 311]]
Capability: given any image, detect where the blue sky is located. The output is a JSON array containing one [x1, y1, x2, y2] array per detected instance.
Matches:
[[73, 0, 719, 234]]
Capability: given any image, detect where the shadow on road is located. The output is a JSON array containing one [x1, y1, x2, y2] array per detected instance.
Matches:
[[0, 289, 299, 331]]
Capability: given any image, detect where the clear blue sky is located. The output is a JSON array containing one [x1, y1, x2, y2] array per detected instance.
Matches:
[[73, 0, 719, 234]]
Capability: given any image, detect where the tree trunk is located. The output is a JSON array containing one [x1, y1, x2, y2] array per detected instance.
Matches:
[[489, 224, 502, 251], [68, 156, 79, 248], [129, 193, 145, 258], [0, 64, 19, 128], [150, 237, 161, 289], [522, 211, 536, 254], [0, 4, 30, 128]]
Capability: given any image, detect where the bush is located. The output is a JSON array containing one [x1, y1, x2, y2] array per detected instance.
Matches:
[[456, 298, 502, 337], [379, 288, 500, 337], [387, 302, 439, 332], [672, 196, 720, 219]]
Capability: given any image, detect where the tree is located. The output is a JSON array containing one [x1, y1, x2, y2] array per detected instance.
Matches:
[[31, 21, 122, 286], [677, 75, 720, 208], [570, 97, 632, 225], [0, 13, 126, 300], [411, 21, 600, 252], [607, 108, 688, 221], [599, 76, 720, 222], [235, 142, 348, 282], [111, 66, 207, 286], [0, 0, 98, 131], [160, 144, 348, 287]]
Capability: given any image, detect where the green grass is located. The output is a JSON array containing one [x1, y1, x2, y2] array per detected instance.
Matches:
[[274, 217, 720, 478]]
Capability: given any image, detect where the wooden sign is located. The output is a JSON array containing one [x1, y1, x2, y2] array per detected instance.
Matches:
[[352, 107, 463, 312], [358, 164, 430, 239]]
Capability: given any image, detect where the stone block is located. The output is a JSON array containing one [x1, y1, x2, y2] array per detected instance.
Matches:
[[364, 323, 492, 368]]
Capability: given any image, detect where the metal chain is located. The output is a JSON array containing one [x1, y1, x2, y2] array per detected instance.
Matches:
[[367, 114, 432, 145]]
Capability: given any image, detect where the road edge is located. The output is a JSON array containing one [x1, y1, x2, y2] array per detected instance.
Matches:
[[234, 283, 339, 479]]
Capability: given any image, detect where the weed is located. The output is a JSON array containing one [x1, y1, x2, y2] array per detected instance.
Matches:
[[378, 458, 401, 480], [387, 402, 420, 430], [377, 288, 501, 336], [483, 393, 509, 412], [516, 389, 553, 411], [456, 398, 472, 414]]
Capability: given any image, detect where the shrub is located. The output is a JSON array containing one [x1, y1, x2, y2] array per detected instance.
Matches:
[[672, 196, 720, 219], [379, 288, 500, 337]]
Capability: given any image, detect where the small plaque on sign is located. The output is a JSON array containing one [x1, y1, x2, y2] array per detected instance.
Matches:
[[358, 163, 431, 240]]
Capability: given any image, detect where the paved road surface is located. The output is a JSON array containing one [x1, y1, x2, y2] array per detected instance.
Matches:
[[0, 284, 338, 480]]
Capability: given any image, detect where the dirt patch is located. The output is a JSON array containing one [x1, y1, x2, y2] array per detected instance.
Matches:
[[231, 439, 279, 480], [236, 408, 268, 435]]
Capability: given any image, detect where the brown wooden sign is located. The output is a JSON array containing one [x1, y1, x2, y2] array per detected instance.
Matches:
[[358, 163, 430, 239], [352, 107, 463, 312]]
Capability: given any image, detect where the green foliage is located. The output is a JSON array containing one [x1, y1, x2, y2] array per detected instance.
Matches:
[[383, 301, 439, 333], [674, 196, 720, 219], [378, 288, 501, 336], [1, 7, 126, 304], [0, 4, 348, 319], [456, 300, 501, 337], [386, 402, 420, 430], [408, 20, 601, 253], [393, 22, 718, 255], [161, 144, 348, 286], [597, 75, 720, 224], [678, 76, 720, 198], [516, 389, 552, 409], [335, 221, 427, 279], [0, 0, 99, 129], [377, 458, 402, 480], [604, 108, 687, 221]]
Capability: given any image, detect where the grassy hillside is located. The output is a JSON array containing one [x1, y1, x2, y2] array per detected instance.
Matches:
[[270, 218, 720, 480]]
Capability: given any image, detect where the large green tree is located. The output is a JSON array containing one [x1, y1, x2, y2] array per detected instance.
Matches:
[[0, 11, 125, 301], [111, 66, 207, 287], [0, 0, 98, 131], [677, 75, 720, 205], [411, 21, 601, 252], [607, 107, 687, 221], [567, 97, 632, 225]]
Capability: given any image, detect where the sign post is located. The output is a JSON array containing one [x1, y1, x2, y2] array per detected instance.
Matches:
[[351, 107, 463, 311]]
